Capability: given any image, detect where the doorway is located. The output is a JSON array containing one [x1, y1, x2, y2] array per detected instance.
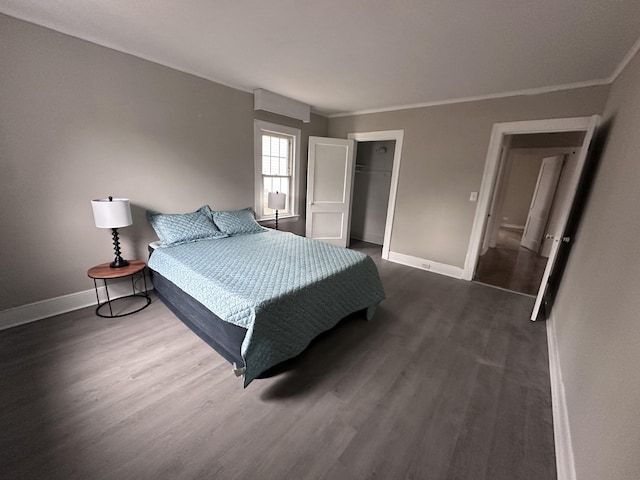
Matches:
[[474, 133, 585, 295], [463, 115, 599, 320], [348, 130, 404, 260], [350, 140, 395, 247]]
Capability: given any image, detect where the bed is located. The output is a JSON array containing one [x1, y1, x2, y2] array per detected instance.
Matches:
[[146, 208, 385, 387]]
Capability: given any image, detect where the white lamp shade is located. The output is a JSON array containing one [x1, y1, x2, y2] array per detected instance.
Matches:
[[91, 198, 133, 228], [267, 192, 286, 210]]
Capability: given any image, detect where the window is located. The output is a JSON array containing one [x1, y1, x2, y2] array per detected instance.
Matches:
[[254, 120, 301, 220]]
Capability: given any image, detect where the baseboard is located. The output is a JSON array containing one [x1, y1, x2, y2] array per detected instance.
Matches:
[[351, 232, 384, 245], [500, 223, 525, 230], [546, 312, 577, 480], [0, 279, 153, 331], [387, 251, 463, 279]]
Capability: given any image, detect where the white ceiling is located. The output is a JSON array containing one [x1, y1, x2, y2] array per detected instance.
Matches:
[[2, 0, 639, 116]]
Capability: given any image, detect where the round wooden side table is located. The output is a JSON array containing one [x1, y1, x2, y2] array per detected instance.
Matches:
[[87, 260, 151, 318]]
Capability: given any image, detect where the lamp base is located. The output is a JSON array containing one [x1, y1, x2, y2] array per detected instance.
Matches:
[[109, 228, 129, 268], [110, 257, 129, 268]]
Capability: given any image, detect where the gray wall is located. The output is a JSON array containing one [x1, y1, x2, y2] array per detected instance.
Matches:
[[328, 88, 609, 267], [0, 14, 326, 311], [553, 49, 640, 480]]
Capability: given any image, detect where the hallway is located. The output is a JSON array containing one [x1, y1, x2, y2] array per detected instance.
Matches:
[[474, 227, 547, 295]]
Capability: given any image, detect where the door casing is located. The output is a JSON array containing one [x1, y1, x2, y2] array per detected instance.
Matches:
[[347, 130, 404, 260]]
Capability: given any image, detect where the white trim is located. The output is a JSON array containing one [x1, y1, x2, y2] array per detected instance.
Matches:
[[387, 251, 463, 279], [328, 79, 610, 118], [0, 280, 151, 331], [254, 120, 301, 221], [609, 35, 640, 82], [462, 116, 598, 282], [347, 130, 404, 261], [462, 122, 505, 280], [547, 311, 577, 480]]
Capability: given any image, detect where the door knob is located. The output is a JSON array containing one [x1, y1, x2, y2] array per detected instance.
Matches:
[[562, 236, 571, 243], [545, 233, 554, 239]]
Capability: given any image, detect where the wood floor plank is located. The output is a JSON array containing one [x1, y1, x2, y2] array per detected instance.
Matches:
[[0, 241, 556, 480]]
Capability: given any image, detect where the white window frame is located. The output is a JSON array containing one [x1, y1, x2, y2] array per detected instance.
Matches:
[[254, 120, 301, 221]]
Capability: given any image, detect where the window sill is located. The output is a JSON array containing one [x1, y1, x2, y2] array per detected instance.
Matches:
[[258, 214, 300, 224]]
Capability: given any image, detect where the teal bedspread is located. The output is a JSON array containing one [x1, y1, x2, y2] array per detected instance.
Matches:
[[148, 230, 385, 386]]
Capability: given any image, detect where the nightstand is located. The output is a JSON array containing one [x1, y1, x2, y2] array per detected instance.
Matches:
[[87, 260, 151, 318]]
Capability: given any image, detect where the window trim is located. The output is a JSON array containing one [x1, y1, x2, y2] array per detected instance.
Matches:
[[254, 120, 301, 221]]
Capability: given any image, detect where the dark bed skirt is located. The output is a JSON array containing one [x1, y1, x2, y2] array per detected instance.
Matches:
[[149, 268, 247, 369]]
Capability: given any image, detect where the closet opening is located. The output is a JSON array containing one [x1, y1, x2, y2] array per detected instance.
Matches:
[[350, 140, 395, 251], [347, 130, 404, 261]]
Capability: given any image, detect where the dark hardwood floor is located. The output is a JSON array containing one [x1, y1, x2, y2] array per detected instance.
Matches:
[[0, 242, 555, 480], [474, 228, 548, 296]]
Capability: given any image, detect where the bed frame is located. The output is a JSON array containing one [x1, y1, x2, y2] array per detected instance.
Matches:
[[149, 261, 247, 370]]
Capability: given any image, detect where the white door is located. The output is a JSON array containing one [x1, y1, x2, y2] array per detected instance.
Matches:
[[539, 150, 581, 258], [520, 155, 565, 252], [531, 117, 598, 320], [306, 136, 356, 247]]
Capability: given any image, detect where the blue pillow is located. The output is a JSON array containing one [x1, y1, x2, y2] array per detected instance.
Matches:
[[147, 205, 227, 246], [212, 207, 266, 235]]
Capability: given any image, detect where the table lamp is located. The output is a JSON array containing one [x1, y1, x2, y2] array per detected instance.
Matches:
[[91, 196, 133, 268], [267, 191, 286, 230]]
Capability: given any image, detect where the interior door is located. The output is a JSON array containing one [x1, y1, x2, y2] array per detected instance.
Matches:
[[531, 117, 599, 320], [306, 136, 356, 247], [539, 150, 581, 258], [520, 155, 565, 252]]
